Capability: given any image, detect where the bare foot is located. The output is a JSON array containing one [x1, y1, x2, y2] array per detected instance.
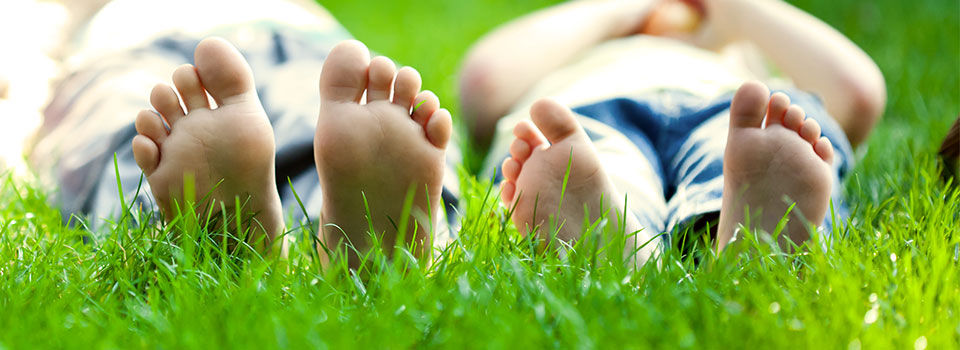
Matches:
[[314, 41, 453, 266], [132, 37, 284, 251], [500, 99, 659, 265], [717, 81, 834, 250]]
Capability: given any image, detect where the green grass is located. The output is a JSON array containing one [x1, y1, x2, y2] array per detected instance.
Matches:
[[1, 0, 958, 348]]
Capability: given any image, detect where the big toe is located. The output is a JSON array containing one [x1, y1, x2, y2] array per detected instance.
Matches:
[[529, 98, 582, 143], [319, 40, 370, 103], [729, 81, 771, 129], [194, 37, 257, 105]]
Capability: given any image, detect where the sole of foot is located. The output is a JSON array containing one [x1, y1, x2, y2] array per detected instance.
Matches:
[[132, 37, 284, 252], [717, 81, 835, 251], [314, 40, 452, 267], [500, 98, 657, 264]]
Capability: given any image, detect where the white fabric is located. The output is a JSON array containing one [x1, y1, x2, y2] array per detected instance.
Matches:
[[71, 0, 341, 66]]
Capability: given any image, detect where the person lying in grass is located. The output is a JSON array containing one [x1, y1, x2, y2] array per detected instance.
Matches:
[[29, 0, 459, 264], [458, 0, 885, 263], [131, 37, 453, 263]]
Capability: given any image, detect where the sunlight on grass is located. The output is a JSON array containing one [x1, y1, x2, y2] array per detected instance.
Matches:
[[0, 0, 958, 348]]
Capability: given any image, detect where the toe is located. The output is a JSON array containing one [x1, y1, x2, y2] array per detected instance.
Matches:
[[814, 136, 835, 164], [513, 120, 547, 149], [319, 40, 371, 103], [529, 98, 581, 144], [411, 90, 440, 127], [366, 56, 396, 102], [172, 64, 210, 112], [765, 92, 790, 127], [425, 108, 453, 149], [800, 118, 822, 144], [136, 110, 168, 144], [132, 135, 161, 175], [392, 66, 422, 111], [502, 157, 521, 181], [509, 138, 532, 162], [194, 37, 257, 106], [729, 80, 770, 129], [501, 181, 516, 204], [150, 84, 185, 124], [783, 105, 805, 132]]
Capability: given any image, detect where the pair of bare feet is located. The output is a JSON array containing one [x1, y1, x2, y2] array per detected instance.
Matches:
[[132, 38, 833, 265], [498, 81, 835, 253], [132, 38, 452, 262]]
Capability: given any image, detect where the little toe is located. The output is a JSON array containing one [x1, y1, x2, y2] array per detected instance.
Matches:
[[729, 80, 770, 129], [194, 37, 257, 105], [529, 98, 581, 143], [502, 157, 521, 181], [783, 105, 805, 132], [501, 181, 516, 204], [800, 118, 822, 144], [513, 120, 547, 148], [366, 56, 396, 102], [319, 40, 371, 103], [150, 84, 185, 124], [509, 138, 532, 162], [765, 92, 790, 127], [132, 135, 161, 175], [411, 90, 440, 127], [136, 110, 168, 143], [425, 108, 453, 149], [814, 136, 835, 164], [172, 64, 210, 112], [392, 66, 422, 111]]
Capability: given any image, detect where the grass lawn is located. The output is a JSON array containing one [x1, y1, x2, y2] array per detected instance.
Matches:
[[1, 0, 958, 348]]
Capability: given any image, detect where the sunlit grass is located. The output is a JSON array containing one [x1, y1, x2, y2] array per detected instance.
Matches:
[[0, 0, 957, 348]]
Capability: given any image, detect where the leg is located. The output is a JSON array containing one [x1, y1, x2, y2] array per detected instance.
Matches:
[[132, 37, 284, 252], [459, 0, 657, 147], [500, 99, 661, 266], [314, 41, 453, 268], [717, 81, 835, 251]]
